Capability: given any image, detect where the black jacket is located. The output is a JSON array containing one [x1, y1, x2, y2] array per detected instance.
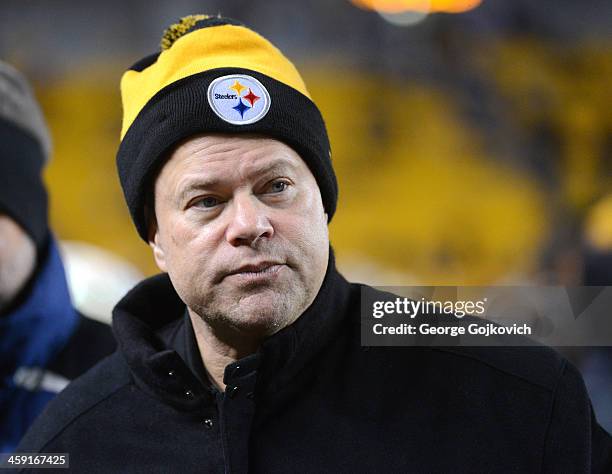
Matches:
[[44, 314, 116, 383], [16, 256, 612, 473]]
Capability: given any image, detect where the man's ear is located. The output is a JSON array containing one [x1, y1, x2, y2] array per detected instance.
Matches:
[[147, 218, 167, 272]]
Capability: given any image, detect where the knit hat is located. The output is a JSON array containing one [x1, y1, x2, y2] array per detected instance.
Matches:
[[117, 15, 337, 241], [0, 60, 51, 252]]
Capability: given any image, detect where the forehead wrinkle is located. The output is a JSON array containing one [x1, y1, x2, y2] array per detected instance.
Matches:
[[173, 133, 270, 160], [162, 136, 305, 201], [172, 134, 305, 171]]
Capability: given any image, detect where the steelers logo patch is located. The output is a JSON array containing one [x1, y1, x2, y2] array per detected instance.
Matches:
[[207, 74, 271, 125]]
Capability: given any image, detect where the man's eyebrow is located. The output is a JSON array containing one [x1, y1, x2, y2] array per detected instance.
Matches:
[[176, 179, 222, 204], [176, 159, 299, 202], [247, 158, 299, 177]]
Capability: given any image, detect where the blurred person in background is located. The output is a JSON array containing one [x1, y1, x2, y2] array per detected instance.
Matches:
[[578, 194, 612, 433], [538, 194, 612, 434], [16, 16, 612, 472], [0, 61, 115, 452], [583, 194, 612, 288]]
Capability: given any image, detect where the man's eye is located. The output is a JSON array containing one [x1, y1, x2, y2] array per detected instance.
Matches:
[[194, 196, 219, 208], [268, 180, 289, 193]]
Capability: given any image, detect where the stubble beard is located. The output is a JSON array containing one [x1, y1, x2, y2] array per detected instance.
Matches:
[[192, 276, 311, 341]]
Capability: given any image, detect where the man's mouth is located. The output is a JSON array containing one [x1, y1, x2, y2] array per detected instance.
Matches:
[[226, 261, 286, 278]]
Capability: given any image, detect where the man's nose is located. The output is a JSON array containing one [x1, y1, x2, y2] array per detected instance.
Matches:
[[225, 194, 274, 247]]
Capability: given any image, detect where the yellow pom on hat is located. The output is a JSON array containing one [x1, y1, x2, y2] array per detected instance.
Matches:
[[160, 14, 211, 51]]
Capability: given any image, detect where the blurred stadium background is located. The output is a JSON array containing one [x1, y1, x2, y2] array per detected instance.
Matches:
[[1, 0, 611, 427]]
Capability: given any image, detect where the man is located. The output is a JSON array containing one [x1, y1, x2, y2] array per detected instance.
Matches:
[[17, 16, 611, 473], [0, 61, 115, 452]]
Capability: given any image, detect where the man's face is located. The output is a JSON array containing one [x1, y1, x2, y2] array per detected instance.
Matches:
[[0, 214, 36, 313], [150, 134, 329, 339]]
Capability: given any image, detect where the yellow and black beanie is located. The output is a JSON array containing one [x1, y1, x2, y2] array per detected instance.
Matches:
[[117, 15, 337, 241]]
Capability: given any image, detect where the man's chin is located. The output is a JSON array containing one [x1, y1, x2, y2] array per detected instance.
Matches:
[[226, 292, 299, 335]]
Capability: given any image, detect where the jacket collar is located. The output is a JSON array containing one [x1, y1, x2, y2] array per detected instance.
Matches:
[[256, 249, 351, 396], [112, 247, 352, 410]]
